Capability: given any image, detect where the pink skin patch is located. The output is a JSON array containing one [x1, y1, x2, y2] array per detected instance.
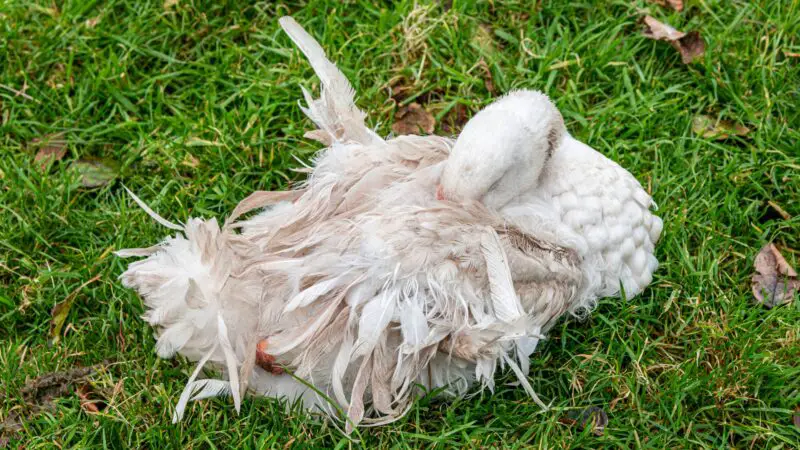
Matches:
[[436, 184, 445, 201]]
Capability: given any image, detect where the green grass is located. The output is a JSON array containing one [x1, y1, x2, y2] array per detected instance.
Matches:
[[1, 0, 799, 447]]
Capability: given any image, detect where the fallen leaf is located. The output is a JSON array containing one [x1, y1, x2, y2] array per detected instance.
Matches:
[[757, 244, 797, 280], [76, 384, 106, 414], [392, 103, 435, 135], [577, 406, 608, 436], [163, 0, 179, 9], [691, 115, 750, 140], [752, 244, 799, 308], [674, 32, 705, 64], [650, 0, 683, 11], [643, 16, 685, 40], [642, 16, 705, 64], [557, 416, 577, 426], [49, 275, 100, 344], [387, 77, 441, 108], [70, 159, 117, 188], [794, 406, 800, 429], [49, 302, 72, 344], [388, 77, 420, 103], [784, 50, 800, 58], [32, 133, 67, 169], [77, 389, 99, 413]]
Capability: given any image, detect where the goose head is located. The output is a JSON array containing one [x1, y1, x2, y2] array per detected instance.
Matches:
[[438, 90, 565, 210]]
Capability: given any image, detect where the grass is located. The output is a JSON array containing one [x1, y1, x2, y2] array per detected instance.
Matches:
[[1, 0, 799, 447]]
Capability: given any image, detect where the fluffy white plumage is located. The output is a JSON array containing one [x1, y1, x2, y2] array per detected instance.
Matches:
[[118, 16, 662, 431]]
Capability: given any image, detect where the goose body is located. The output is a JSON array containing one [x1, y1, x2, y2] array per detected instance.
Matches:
[[118, 17, 662, 431]]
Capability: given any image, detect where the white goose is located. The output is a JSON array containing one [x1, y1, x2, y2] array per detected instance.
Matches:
[[118, 17, 662, 432]]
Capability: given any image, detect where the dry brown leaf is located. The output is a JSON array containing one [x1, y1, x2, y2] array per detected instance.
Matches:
[[752, 244, 799, 308], [557, 416, 577, 426], [49, 275, 100, 344], [76, 384, 105, 414], [783, 50, 800, 58], [691, 115, 750, 140], [387, 77, 417, 103], [70, 159, 118, 188], [650, 0, 684, 11], [674, 31, 705, 63], [668, 0, 684, 10], [642, 16, 705, 64], [32, 133, 67, 169], [643, 16, 685, 40], [392, 103, 435, 135], [794, 406, 800, 429], [163, 0, 179, 9]]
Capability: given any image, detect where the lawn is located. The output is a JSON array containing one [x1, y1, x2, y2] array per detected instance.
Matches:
[[1, 0, 799, 447]]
